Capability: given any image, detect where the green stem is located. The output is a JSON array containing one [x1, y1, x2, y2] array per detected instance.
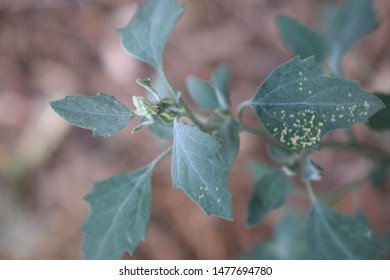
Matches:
[[158, 67, 177, 99], [179, 100, 207, 130], [237, 99, 252, 121], [151, 146, 172, 168], [305, 180, 318, 203], [158, 67, 207, 130]]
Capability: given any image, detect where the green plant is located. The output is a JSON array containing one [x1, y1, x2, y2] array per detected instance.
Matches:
[[49, 0, 390, 259]]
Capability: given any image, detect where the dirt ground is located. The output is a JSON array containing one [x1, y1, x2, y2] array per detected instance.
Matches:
[[0, 0, 390, 259]]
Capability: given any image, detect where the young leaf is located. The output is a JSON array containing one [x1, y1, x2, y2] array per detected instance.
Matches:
[[324, 0, 379, 71], [307, 202, 380, 259], [247, 162, 294, 226], [83, 165, 154, 259], [186, 76, 220, 110], [212, 64, 231, 109], [171, 121, 232, 219], [277, 15, 326, 62], [368, 94, 390, 131], [49, 93, 135, 138], [302, 154, 323, 182], [119, 0, 184, 69], [250, 56, 385, 153], [137, 78, 160, 101], [216, 118, 240, 169]]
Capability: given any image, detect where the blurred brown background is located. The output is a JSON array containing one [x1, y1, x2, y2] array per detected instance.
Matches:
[[0, 0, 390, 259]]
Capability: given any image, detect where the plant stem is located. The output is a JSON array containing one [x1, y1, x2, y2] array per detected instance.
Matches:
[[158, 67, 207, 130], [151, 146, 172, 168], [179, 100, 207, 130], [305, 180, 318, 203], [158, 67, 177, 99], [237, 99, 252, 121]]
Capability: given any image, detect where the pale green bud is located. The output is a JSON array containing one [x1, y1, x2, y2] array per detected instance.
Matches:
[[132, 96, 159, 119]]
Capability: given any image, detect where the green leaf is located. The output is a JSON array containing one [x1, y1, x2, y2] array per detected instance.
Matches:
[[171, 121, 232, 219], [83, 165, 154, 259], [119, 0, 184, 69], [369, 161, 390, 187], [266, 144, 298, 165], [216, 118, 240, 169], [131, 119, 154, 134], [151, 73, 171, 99], [376, 234, 390, 259], [302, 154, 323, 182], [276, 15, 326, 62], [250, 56, 385, 153], [49, 93, 135, 138], [324, 0, 379, 71], [146, 118, 173, 139], [186, 76, 220, 110], [307, 202, 380, 259], [241, 210, 308, 259], [246, 162, 294, 226], [137, 78, 160, 101], [212, 64, 231, 109], [248, 161, 275, 181], [368, 94, 390, 131]]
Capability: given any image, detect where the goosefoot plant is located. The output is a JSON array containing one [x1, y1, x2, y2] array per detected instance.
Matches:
[[50, 0, 390, 259]]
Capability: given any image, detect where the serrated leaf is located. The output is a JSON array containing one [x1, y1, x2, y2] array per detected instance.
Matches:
[[171, 121, 232, 219], [369, 94, 390, 131], [247, 162, 294, 226], [212, 64, 230, 109], [216, 118, 240, 169], [49, 93, 135, 138], [241, 210, 308, 259], [277, 15, 326, 62], [251, 56, 385, 153], [302, 154, 323, 182], [186, 76, 220, 110], [324, 0, 379, 71], [119, 0, 184, 68], [83, 165, 154, 259], [307, 202, 380, 259]]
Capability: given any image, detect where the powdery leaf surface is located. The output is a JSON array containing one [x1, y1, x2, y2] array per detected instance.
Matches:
[[171, 122, 232, 219], [83, 166, 153, 259], [251, 57, 384, 153], [119, 0, 184, 69], [307, 202, 380, 259], [49, 93, 135, 138]]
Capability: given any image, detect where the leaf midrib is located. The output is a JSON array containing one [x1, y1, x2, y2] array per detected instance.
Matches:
[[93, 168, 151, 259], [314, 205, 354, 259]]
